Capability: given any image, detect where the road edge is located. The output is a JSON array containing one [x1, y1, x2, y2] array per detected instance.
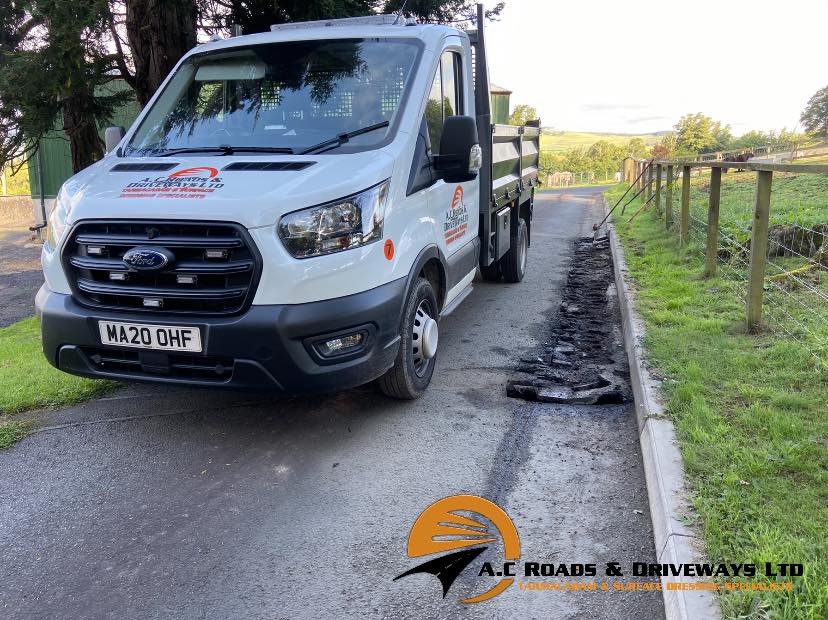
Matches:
[[601, 196, 721, 620]]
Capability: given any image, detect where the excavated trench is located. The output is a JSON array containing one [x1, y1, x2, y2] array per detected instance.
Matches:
[[507, 234, 631, 405]]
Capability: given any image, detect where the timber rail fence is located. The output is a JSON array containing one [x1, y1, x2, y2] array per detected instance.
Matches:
[[623, 158, 828, 363]]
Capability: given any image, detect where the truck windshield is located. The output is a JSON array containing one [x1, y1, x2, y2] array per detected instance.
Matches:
[[125, 38, 420, 156]]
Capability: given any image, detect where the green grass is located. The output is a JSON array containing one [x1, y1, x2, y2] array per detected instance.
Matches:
[[540, 130, 661, 153], [606, 184, 828, 619], [0, 317, 115, 447], [685, 169, 828, 240], [0, 420, 27, 449]]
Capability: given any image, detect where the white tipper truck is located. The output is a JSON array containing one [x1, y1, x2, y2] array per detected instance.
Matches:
[[37, 5, 540, 399]]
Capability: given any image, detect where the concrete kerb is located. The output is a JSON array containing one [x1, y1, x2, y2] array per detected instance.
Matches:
[[600, 194, 721, 620]]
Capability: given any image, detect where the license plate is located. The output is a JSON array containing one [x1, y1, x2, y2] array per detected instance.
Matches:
[[98, 321, 202, 352]]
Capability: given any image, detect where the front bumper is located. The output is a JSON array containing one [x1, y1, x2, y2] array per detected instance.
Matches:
[[35, 279, 405, 393]]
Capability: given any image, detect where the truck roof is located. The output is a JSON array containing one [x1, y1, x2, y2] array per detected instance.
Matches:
[[191, 18, 464, 57]]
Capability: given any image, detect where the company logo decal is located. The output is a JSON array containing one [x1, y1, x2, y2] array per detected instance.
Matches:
[[119, 166, 224, 199], [444, 185, 469, 245], [393, 495, 807, 602], [393, 495, 520, 603], [384, 239, 395, 260], [122, 247, 174, 271], [168, 166, 219, 178]]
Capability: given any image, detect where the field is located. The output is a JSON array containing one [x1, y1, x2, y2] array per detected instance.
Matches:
[[1, 160, 31, 196], [681, 169, 828, 237], [608, 178, 828, 619], [540, 130, 661, 153]]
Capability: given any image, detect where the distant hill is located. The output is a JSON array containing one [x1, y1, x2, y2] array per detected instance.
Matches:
[[540, 130, 663, 153]]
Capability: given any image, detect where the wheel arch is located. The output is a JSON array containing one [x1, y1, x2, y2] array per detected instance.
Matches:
[[403, 245, 447, 318]]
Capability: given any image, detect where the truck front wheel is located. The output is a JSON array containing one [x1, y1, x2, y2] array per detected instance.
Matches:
[[378, 277, 438, 399], [501, 217, 528, 283]]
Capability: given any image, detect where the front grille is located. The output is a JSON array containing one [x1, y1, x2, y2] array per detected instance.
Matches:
[[81, 347, 234, 382], [63, 220, 261, 315]]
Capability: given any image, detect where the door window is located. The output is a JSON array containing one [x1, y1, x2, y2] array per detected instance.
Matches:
[[424, 51, 463, 153], [440, 51, 461, 117], [425, 70, 443, 152]]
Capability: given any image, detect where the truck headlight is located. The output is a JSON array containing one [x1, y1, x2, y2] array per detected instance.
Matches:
[[45, 187, 71, 251], [278, 181, 389, 259]]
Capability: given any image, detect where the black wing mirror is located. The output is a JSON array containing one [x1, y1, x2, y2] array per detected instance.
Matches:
[[434, 116, 482, 183]]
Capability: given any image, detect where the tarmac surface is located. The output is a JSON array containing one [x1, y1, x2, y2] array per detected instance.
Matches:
[[0, 187, 664, 619], [0, 226, 42, 327]]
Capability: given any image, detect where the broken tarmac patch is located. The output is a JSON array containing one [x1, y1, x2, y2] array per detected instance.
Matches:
[[507, 235, 631, 405]]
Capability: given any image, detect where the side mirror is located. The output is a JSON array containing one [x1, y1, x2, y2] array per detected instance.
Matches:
[[105, 126, 126, 154], [434, 116, 482, 183]]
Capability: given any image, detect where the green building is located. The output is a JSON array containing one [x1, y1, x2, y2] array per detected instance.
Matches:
[[29, 81, 140, 204], [490, 83, 512, 125]]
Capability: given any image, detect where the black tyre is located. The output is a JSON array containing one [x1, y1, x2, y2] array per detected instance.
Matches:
[[479, 260, 501, 282], [501, 217, 528, 283], [378, 277, 439, 399]]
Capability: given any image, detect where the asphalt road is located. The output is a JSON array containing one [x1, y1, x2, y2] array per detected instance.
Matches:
[[0, 226, 43, 327], [0, 187, 664, 619]]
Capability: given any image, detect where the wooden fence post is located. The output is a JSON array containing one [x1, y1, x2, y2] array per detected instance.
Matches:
[[703, 167, 722, 277], [746, 170, 773, 332], [645, 163, 653, 205], [654, 164, 662, 215], [665, 164, 673, 228], [680, 165, 691, 245]]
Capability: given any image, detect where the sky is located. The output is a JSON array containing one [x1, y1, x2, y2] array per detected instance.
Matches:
[[483, 0, 828, 135]]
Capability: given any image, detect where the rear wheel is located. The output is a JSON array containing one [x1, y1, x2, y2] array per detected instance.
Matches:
[[501, 217, 528, 283], [378, 277, 439, 399]]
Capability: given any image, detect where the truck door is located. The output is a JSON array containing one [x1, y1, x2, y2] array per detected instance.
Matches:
[[424, 49, 480, 298]]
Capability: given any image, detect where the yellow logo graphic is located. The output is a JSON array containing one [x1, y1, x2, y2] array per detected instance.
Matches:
[[394, 495, 520, 603]]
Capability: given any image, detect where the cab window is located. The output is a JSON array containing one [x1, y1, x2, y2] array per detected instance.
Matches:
[[424, 51, 463, 153]]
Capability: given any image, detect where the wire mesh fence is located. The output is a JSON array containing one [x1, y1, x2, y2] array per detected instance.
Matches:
[[631, 159, 828, 364]]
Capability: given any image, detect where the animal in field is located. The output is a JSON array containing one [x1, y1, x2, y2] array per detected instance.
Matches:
[[721, 150, 755, 173]]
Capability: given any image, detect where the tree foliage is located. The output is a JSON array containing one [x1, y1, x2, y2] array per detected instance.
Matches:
[[0, 0, 506, 175], [125, 0, 197, 106], [624, 137, 650, 159], [674, 113, 732, 154], [204, 0, 504, 35], [508, 104, 537, 126], [539, 137, 653, 183], [204, 0, 375, 34], [384, 0, 504, 25], [0, 0, 132, 172], [800, 85, 828, 139]]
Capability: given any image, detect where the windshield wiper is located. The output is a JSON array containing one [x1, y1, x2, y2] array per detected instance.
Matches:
[[155, 146, 235, 157], [222, 146, 296, 154], [154, 145, 295, 157], [300, 121, 390, 155]]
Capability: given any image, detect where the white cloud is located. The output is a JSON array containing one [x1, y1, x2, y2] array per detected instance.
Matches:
[[483, 0, 828, 134]]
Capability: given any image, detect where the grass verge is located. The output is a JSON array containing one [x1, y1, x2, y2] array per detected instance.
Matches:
[[606, 185, 827, 619], [0, 316, 115, 447], [0, 420, 27, 449]]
